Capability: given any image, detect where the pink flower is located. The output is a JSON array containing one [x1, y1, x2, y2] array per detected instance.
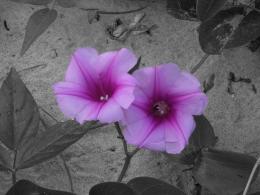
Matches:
[[122, 64, 208, 154], [53, 48, 137, 124]]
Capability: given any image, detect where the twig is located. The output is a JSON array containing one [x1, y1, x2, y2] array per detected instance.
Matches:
[[190, 54, 210, 74], [242, 157, 260, 195], [81, 5, 147, 15], [18, 64, 47, 74], [240, 3, 260, 13], [114, 122, 140, 182]]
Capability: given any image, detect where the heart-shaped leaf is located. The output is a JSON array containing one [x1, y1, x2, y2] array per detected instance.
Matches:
[[57, 0, 76, 8], [198, 6, 245, 54], [89, 182, 136, 195], [167, 0, 198, 21], [225, 10, 260, 49], [20, 8, 57, 56], [193, 149, 256, 195], [16, 120, 99, 169], [6, 180, 75, 195], [9, 0, 51, 5], [127, 177, 186, 195], [180, 115, 217, 165], [196, 0, 227, 21], [0, 68, 40, 150], [0, 144, 12, 171]]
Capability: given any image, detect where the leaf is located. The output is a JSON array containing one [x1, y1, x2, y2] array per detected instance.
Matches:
[[9, 0, 51, 5], [0, 68, 40, 150], [179, 115, 217, 165], [198, 6, 245, 54], [16, 120, 99, 169], [225, 10, 260, 49], [167, 0, 198, 21], [20, 8, 57, 56], [0, 144, 12, 170], [196, 0, 227, 21], [57, 0, 76, 8], [89, 182, 136, 195], [193, 149, 256, 195], [127, 177, 186, 195], [6, 180, 75, 195]]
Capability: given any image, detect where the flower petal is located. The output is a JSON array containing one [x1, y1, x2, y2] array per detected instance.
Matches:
[[97, 48, 137, 76], [76, 101, 102, 124], [170, 71, 201, 95], [53, 82, 91, 119], [65, 48, 98, 86], [97, 98, 124, 123], [112, 74, 136, 109], [174, 112, 196, 143], [133, 66, 155, 99], [172, 92, 208, 115], [155, 63, 180, 95], [123, 105, 155, 146], [141, 123, 166, 151], [165, 120, 187, 154]]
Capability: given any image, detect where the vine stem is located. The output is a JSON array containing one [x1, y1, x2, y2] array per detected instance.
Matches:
[[50, 0, 56, 10], [190, 54, 210, 74], [114, 122, 140, 182], [242, 156, 260, 195], [12, 150, 17, 184]]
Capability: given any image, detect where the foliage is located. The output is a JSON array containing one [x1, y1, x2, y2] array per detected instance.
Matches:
[[0, 68, 100, 191], [167, 0, 260, 54]]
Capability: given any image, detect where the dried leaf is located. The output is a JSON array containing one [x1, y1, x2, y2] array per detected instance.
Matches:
[[198, 6, 245, 54], [89, 182, 136, 195], [196, 0, 227, 21], [9, 0, 51, 5], [6, 180, 75, 195], [57, 0, 76, 8], [16, 120, 99, 169], [20, 8, 57, 56], [0, 68, 40, 150], [193, 149, 256, 195], [225, 10, 260, 49]]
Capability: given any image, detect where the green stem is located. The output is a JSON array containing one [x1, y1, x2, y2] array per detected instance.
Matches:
[[242, 157, 260, 195], [114, 122, 140, 182], [190, 54, 210, 74], [50, 0, 56, 10], [12, 150, 17, 184]]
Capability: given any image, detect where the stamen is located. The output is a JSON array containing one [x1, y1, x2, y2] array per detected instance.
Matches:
[[100, 94, 109, 101], [152, 101, 170, 117]]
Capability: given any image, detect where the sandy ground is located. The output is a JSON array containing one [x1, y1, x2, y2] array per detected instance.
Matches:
[[0, 0, 260, 194]]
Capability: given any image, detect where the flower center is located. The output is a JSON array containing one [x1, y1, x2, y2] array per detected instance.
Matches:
[[152, 101, 170, 117], [100, 94, 109, 101]]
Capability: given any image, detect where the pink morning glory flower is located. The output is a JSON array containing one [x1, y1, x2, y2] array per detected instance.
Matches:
[[122, 64, 208, 154], [53, 48, 137, 124]]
